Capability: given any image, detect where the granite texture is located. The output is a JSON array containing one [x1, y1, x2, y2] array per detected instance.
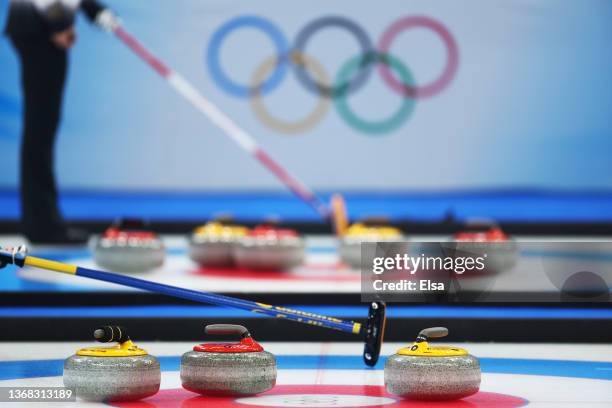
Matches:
[[189, 237, 237, 267], [384, 354, 481, 400], [181, 350, 277, 395], [454, 241, 518, 273], [234, 237, 305, 270], [63, 354, 160, 401], [339, 238, 408, 269], [93, 239, 165, 272]]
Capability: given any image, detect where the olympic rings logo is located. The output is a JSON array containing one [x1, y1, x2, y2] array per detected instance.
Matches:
[[206, 15, 459, 135]]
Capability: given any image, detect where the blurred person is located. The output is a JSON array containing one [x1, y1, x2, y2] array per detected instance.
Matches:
[[4, 0, 118, 244]]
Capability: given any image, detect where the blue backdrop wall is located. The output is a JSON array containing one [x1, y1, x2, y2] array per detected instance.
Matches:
[[1, 0, 611, 196]]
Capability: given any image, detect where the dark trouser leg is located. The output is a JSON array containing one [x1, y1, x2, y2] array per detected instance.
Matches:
[[11, 38, 68, 239]]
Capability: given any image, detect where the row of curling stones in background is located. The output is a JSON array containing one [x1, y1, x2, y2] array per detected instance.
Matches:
[[452, 219, 518, 273], [189, 219, 305, 270], [91, 219, 165, 273], [339, 218, 406, 269], [385, 327, 480, 400], [64, 324, 276, 402]]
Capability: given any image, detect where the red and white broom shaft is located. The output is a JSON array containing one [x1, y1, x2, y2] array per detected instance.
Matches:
[[113, 26, 330, 220]]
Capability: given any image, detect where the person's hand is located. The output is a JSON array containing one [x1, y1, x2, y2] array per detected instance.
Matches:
[[52, 26, 77, 49], [95, 9, 120, 32]]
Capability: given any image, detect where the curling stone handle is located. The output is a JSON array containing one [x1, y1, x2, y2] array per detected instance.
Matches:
[[417, 327, 448, 342], [464, 218, 498, 231], [114, 218, 148, 230], [205, 324, 250, 338], [361, 216, 392, 227], [94, 326, 130, 343], [214, 214, 235, 224]]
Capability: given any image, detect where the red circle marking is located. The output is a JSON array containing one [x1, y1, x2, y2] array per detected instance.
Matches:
[[110, 384, 526, 408], [378, 16, 459, 99]]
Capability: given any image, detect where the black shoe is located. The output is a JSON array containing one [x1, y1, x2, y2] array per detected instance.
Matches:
[[26, 228, 89, 245]]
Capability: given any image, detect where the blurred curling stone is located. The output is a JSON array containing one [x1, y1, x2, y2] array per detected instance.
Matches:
[[189, 217, 249, 267], [92, 219, 164, 272], [339, 217, 406, 269], [234, 224, 305, 270], [452, 219, 518, 273]]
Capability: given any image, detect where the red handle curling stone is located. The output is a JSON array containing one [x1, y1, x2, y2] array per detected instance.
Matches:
[[181, 324, 277, 395], [194, 324, 264, 353]]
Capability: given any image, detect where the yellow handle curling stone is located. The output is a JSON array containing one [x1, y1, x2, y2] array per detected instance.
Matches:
[[189, 218, 250, 267], [339, 218, 406, 269], [384, 327, 481, 400], [63, 326, 161, 402]]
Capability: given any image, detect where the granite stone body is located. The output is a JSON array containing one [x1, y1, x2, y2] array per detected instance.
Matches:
[[234, 237, 305, 270], [181, 350, 277, 395], [63, 354, 160, 401], [93, 238, 164, 272], [384, 354, 480, 400], [340, 238, 407, 269], [454, 240, 518, 272], [189, 235, 237, 267]]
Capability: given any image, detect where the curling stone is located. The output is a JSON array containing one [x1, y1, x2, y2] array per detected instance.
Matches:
[[234, 225, 305, 270], [453, 220, 518, 273], [64, 326, 160, 402], [385, 327, 480, 400], [339, 218, 405, 269], [92, 219, 164, 272], [189, 220, 249, 267], [181, 324, 277, 395]]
